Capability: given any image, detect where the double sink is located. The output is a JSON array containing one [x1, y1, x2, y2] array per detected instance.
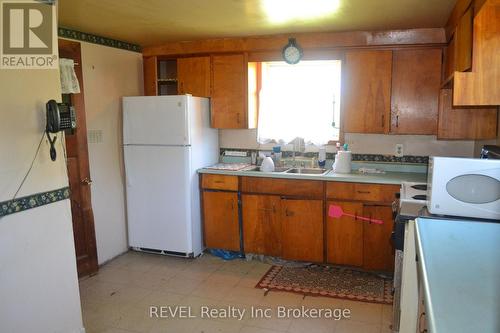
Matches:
[[245, 166, 329, 175]]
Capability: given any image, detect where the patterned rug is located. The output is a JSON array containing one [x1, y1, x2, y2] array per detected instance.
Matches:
[[256, 265, 393, 305]]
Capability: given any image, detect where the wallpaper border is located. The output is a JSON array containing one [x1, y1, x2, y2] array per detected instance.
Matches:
[[0, 187, 70, 218], [58, 27, 142, 53]]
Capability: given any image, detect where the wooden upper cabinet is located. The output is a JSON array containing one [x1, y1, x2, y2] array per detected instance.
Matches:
[[143, 56, 158, 96], [343, 50, 392, 134], [242, 194, 282, 257], [211, 53, 252, 128], [391, 49, 442, 134], [362, 205, 394, 272], [280, 199, 323, 263], [202, 191, 240, 251], [326, 201, 364, 267], [438, 88, 498, 139], [453, 0, 500, 106], [455, 5, 473, 72], [177, 56, 211, 97]]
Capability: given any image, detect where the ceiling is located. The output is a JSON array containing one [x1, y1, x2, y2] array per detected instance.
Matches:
[[59, 0, 457, 47]]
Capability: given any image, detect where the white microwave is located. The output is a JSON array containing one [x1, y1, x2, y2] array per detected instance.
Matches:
[[427, 157, 500, 220]]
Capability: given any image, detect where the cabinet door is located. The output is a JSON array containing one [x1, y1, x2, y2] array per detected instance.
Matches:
[[455, 5, 473, 72], [211, 54, 248, 128], [281, 199, 323, 262], [343, 50, 392, 133], [391, 49, 442, 134], [143, 56, 158, 96], [177, 56, 211, 97], [202, 191, 240, 251], [326, 201, 363, 267], [362, 205, 394, 272], [242, 194, 282, 256], [438, 89, 498, 140]]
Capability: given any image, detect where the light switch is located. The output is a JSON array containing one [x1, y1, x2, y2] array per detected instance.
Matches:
[[88, 129, 103, 144]]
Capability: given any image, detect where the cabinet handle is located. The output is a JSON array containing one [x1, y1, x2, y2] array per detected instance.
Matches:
[[381, 114, 384, 128], [357, 190, 371, 194], [236, 113, 241, 124], [396, 115, 399, 128], [214, 180, 224, 184], [258, 208, 274, 212]]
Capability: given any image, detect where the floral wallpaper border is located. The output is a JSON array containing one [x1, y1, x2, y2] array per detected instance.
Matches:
[[58, 27, 141, 53], [220, 148, 429, 164], [0, 187, 70, 218]]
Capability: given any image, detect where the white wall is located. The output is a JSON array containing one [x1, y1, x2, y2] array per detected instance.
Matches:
[[0, 69, 83, 332], [76, 40, 144, 264], [219, 129, 477, 157]]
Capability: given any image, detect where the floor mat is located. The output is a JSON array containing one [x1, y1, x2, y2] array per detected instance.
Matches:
[[256, 265, 393, 305]]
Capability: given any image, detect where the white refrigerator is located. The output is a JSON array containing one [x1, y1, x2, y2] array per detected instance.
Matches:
[[122, 95, 218, 257]]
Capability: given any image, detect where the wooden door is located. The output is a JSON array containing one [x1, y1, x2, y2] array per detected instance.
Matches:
[[211, 53, 248, 128], [143, 56, 158, 96], [362, 205, 394, 272], [326, 201, 364, 267], [281, 199, 323, 262], [58, 39, 98, 278], [177, 56, 211, 97], [391, 49, 442, 134], [343, 50, 392, 133], [242, 194, 281, 256], [437, 89, 498, 139], [202, 191, 240, 251]]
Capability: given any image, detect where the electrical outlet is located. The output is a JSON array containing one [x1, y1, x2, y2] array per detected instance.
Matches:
[[395, 144, 404, 157]]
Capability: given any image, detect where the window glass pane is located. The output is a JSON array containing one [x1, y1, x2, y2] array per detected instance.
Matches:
[[257, 60, 341, 145]]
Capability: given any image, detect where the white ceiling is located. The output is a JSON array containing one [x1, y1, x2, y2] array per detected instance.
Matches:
[[59, 0, 457, 47]]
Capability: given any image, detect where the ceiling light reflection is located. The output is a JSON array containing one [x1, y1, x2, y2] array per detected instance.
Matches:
[[262, 0, 341, 23]]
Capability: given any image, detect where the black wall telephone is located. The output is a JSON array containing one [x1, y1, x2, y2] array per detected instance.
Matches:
[[45, 99, 77, 161]]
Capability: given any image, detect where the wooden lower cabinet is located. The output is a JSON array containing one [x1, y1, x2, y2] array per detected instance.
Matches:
[[281, 199, 324, 262], [242, 194, 282, 256], [202, 191, 240, 251], [362, 205, 395, 271], [326, 201, 364, 267], [326, 201, 395, 272]]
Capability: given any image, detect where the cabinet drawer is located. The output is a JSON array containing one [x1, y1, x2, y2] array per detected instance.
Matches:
[[326, 182, 399, 202], [241, 177, 323, 198], [201, 174, 238, 191]]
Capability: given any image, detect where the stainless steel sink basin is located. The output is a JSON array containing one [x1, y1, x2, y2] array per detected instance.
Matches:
[[285, 168, 328, 175], [245, 166, 290, 173]]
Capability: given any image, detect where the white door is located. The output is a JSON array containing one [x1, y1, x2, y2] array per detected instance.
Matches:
[[124, 145, 192, 253], [123, 96, 190, 145]]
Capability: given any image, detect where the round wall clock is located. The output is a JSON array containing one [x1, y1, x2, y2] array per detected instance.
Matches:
[[282, 38, 303, 64]]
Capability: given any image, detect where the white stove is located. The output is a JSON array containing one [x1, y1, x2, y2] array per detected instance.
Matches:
[[399, 182, 427, 218]]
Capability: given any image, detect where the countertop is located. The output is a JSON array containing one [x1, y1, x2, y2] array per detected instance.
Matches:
[[415, 217, 500, 333], [198, 166, 427, 185]]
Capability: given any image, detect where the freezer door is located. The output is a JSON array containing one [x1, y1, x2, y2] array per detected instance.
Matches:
[[124, 145, 193, 253], [123, 96, 190, 145]]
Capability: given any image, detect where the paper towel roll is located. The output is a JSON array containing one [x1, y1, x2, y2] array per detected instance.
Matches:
[[333, 151, 352, 173]]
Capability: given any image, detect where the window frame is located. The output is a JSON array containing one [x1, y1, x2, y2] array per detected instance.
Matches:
[[249, 56, 344, 146]]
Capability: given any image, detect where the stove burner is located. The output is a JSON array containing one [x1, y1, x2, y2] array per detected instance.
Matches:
[[411, 184, 427, 191]]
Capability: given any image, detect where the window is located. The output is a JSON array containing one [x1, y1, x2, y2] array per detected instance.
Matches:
[[256, 60, 341, 145]]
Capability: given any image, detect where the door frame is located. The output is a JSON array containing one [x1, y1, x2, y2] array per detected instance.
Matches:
[[58, 38, 99, 277]]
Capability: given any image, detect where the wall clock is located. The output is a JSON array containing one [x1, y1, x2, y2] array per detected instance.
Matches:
[[282, 38, 303, 64]]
